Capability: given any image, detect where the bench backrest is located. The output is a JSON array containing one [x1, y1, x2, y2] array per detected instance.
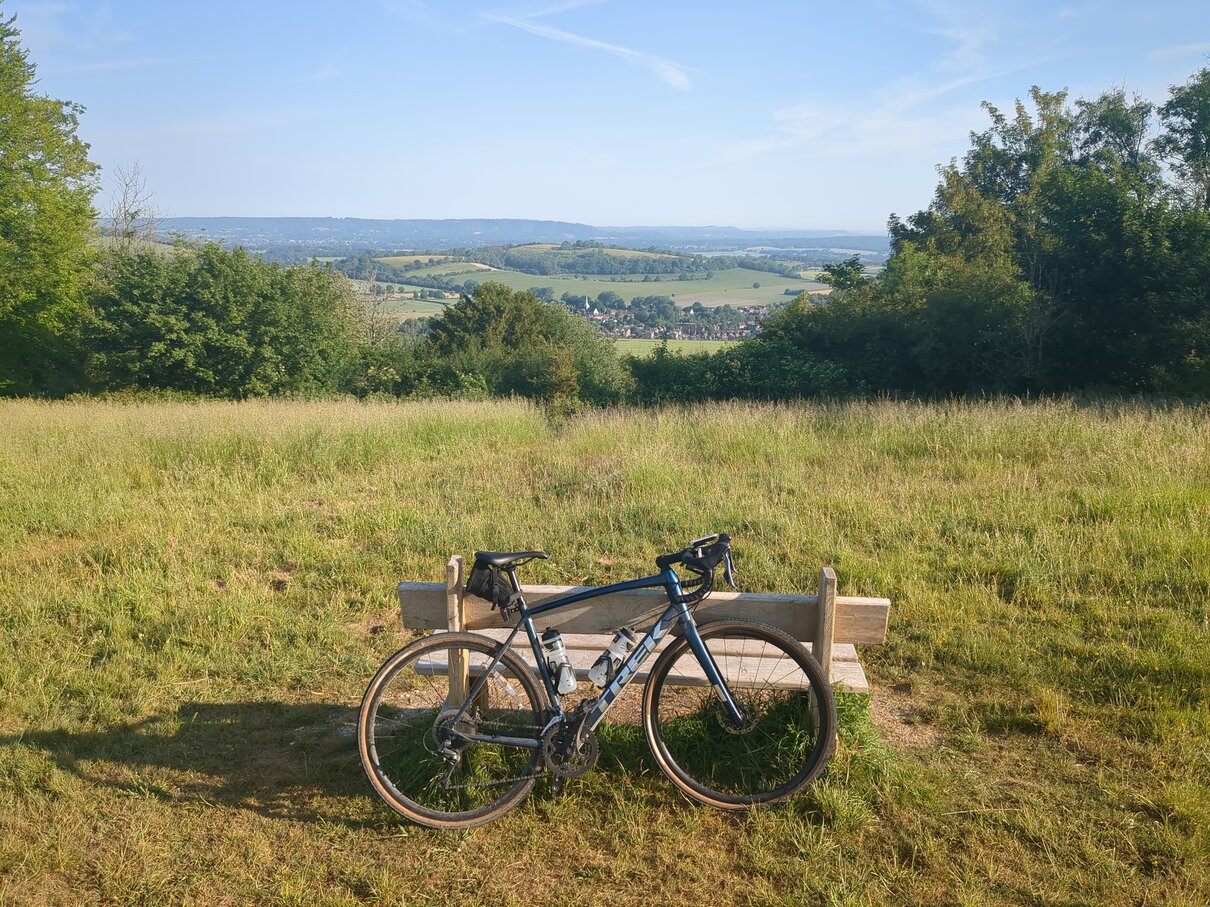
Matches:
[[397, 556, 890, 683]]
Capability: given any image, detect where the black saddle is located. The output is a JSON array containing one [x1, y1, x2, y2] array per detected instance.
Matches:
[[473, 550, 549, 568]]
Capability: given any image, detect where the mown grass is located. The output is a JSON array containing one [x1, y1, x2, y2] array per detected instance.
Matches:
[[374, 256, 453, 267], [614, 339, 737, 356], [399, 263, 824, 308], [0, 398, 1206, 905]]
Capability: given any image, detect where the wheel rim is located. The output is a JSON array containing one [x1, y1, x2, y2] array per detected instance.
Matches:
[[362, 639, 543, 824], [647, 626, 832, 805]]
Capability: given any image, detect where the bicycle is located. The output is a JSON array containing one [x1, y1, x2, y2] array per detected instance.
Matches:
[[357, 533, 837, 828]]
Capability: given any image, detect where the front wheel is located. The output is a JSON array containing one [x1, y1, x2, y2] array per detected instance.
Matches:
[[357, 632, 545, 829], [642, 621, 836, 809]]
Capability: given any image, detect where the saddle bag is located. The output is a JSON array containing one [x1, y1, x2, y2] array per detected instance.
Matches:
[[465, 561, 513, 610]]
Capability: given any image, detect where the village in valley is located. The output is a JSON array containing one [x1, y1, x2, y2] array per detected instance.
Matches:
[[569, 297, 770, 341], [324, 238, 856, 349]]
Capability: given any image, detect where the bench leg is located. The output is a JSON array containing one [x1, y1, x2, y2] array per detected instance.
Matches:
[[812, 566, 837, 685], [445, 555, 469, 710]]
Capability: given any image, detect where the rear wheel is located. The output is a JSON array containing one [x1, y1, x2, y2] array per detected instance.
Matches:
[[357, 632, 545, 829], [642, 621, 836, 809]]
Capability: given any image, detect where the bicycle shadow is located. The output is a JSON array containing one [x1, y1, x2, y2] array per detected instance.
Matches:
[[3, 701, 374, 826], [4, 700, 663, 826]]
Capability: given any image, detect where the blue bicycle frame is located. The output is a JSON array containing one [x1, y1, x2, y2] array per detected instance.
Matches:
[[447, 565, 745, 750]]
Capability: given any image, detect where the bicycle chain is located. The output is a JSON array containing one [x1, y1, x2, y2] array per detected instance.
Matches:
[[437, 770, 545, 791], [430, 712, 547, 791], [434, 706, 596, 791]]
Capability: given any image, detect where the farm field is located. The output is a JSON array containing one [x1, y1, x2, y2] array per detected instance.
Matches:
[[506, 243, 680, 260], [381, 296, 451, 317], [375, 255, 454, 267], [615, 338, 736, 355], [344, 280, 453, 319], [384, 259, 827, 308], [0, 399, 1206, 906]]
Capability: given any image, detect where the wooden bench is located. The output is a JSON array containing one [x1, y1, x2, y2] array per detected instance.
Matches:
[[396, 556, 890, 694]]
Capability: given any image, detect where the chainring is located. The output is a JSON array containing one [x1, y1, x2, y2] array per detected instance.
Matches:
[[541, 721, 599, 779]]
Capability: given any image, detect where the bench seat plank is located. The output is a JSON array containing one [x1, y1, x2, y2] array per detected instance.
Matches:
[[414, 652, 869, 694], [420, 629, 870, 693], [472, 628, 859, 664]]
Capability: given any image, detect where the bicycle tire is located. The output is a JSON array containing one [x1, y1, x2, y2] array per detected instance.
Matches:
[[357, 632, 545, 829], [642, 620, 836, 809]]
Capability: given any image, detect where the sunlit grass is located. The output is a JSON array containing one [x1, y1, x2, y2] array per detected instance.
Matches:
[[0, 397, 1206, 905]]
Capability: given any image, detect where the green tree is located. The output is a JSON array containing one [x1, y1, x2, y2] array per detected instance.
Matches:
[[818, 256, 868, 290], [87, 244, 358, 397], [423, 282, 629, 406], [1075, 88, 1154, 172], [887, 83, 1210, 392], [0, 6, 98, 395], [1155, 67, 1210, 211], [596, 290, 624, 309], [714, 76, 1210, 399]]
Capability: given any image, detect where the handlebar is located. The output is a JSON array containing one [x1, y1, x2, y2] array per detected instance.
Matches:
[[657, 533, 736, 602]]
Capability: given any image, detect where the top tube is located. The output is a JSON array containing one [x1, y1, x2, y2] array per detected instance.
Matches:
[[519, 568, 678, 621]]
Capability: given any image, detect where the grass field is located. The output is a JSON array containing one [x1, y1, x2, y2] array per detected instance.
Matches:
[[1, 399, 1206, 905], [501, 244, 680, 261], [374, 255, 453, 267], [345, 280, 452, 319], [380, 296, 451, 318], [614, 338, 736, 356], [394, 262, 826, 308]]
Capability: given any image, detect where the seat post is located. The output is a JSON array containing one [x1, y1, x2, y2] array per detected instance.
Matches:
[[504, 565, 527, 607]]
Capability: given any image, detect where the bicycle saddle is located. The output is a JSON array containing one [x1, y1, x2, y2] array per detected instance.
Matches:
[[473, 550, 549, 568]]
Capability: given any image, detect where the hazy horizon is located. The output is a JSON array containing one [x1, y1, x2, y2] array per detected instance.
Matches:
[[151, 215, 887, 234]]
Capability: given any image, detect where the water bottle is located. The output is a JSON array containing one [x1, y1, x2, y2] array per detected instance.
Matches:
[[540, 628, 578, 695], [587, 628, 637, 688]]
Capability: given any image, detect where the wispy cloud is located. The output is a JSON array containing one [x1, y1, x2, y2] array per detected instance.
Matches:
[[376, 0, 446, 29], [1054, 3, 1097, 21], [522, 0, 607, 18], [42, 56, 195, 76], [307, 62, 343, 81], [13, 2, 132, 53], [482, 5, 692, 91], [724, 2, 1047, 164], [719, 102, 978, 164], [302, 46, 352, 82], [913, 0, 1005, 74], [1148, 42, 1210, 62], [160, 108, 314, 139]]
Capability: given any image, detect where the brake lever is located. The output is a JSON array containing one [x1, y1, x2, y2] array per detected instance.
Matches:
[[723, 551, 736, 589]]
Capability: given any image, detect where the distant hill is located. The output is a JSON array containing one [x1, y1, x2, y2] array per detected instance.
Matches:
[[156, 217, 596, 249], [153, 217, 889, 260]]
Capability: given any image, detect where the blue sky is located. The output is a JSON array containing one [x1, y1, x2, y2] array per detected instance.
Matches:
[[9, 0, 1210, 230]]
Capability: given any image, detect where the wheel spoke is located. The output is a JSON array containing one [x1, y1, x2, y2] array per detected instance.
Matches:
[[644, 622, 835, 807], [357, 634, 545, 829]]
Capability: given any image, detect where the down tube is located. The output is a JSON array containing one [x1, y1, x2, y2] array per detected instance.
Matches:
[[583, 602, 743, 731]]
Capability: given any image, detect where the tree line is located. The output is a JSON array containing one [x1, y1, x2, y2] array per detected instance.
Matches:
[[333, 244, 808, 285], [631, 73, 1210, 401], [3, 0, 1208, 407]]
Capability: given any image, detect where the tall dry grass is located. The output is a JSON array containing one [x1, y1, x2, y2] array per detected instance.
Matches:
[[0, 398, 1206, 905]]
